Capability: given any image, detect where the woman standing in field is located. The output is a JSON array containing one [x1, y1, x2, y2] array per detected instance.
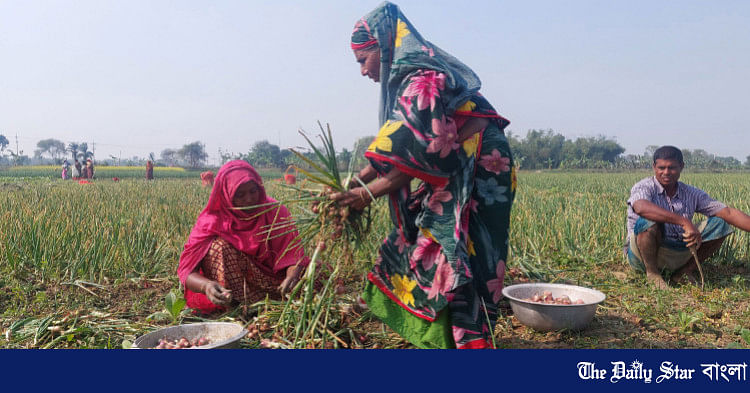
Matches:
[[61, 159, 70, 180], [84, 159, 95, 179], [146, 160, 154, 180], [73, 159, 82, 179], [177, 160, 310, 314], [331, 2, 515, 349]]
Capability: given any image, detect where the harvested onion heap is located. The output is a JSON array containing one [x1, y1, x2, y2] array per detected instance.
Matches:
[[310, 189, 361, 247], [523, 291, 585, 305], [154, 336, 210, 349]]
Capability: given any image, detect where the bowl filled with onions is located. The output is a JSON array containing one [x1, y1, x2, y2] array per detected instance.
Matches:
[[501, 283, 606, 332], [133, 322, 248, 349]]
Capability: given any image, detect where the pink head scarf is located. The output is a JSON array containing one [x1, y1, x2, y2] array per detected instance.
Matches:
[[177, 160, 308, 311], [200, 171, 215, 187]]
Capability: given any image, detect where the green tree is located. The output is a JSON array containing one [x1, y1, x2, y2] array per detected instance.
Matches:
[[178, 141, 208, 168], [715, 156, 741, 170], [245, 140, 284, 168], [510, 130, 625, 170], [160, 148, 179, 166], [0, 134, 9, 153], [678, 149, 741, 170], [67, 142, 80, 161], [35, 138, 66, 161], [77, 142, 94, 161], [562, 136, 624, 163], [512, 129, 566, 169]]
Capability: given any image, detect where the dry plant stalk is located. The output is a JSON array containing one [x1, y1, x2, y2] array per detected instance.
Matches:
[[688, 245, 705, 291]]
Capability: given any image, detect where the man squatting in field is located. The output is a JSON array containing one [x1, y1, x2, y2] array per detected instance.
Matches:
[[625, 145, 750, 289]]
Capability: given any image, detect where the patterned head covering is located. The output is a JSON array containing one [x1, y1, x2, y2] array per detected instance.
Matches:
[[351, 1, 482, 126], [350, 18, 377, 50]]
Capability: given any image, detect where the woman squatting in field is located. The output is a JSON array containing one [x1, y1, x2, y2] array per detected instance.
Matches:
[[331, 2, 516, 348], [177, 160, 310, 314]]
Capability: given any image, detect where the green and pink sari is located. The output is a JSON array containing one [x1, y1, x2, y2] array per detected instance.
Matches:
[[353, 1, 516, 349]]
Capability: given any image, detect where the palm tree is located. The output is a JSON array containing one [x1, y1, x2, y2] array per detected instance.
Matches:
[[77, 142, 94, 161], [67, 142, 80, 161]]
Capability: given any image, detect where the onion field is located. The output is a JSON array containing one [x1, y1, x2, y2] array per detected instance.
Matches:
[[1, 171, 749, 349]]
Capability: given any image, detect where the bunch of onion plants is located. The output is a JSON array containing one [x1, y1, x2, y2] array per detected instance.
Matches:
[[238, 122, 373, 348]]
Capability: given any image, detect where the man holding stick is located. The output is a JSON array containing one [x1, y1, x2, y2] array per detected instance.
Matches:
[[626, 145, 750, 289]]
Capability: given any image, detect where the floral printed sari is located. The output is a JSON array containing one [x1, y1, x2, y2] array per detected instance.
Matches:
[[354, 2, 516, 349]]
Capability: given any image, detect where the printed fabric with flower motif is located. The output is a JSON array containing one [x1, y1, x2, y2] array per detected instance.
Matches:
[[391, 274, 417, 307], [364, 69, 516, 349], [479, 149, 511, 175], [354, 1, 515, 349], [486, 259, 506, 303], [368, 120, 403, 153]]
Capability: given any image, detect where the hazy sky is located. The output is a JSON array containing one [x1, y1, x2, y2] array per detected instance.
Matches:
[[2, 0, 749, 164]]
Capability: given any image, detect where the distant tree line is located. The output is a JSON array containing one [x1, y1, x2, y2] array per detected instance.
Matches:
[[508, 129, 750, 171], [217, 136, 373, 172], [0, 135, 212, 169], [159, 141, 209, 168], [3, 131, 750, 171]]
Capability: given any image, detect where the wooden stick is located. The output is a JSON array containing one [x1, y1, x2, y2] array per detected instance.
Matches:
[[689, 245, 705, 291]]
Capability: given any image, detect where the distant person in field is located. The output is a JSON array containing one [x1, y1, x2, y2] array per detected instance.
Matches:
[[626, 145, 750, 289], [201, 170, 215, 187], [61, 159, 70, 180], [73, 159, 82, 179], [84, 159, 95, 179], [177, 160, 310, 314], [145, 160, 154, 180]]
